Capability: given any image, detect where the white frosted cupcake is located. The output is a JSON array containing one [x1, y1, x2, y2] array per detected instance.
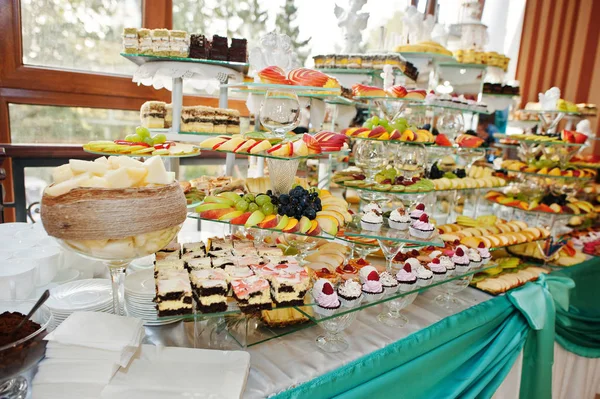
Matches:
[[477, 243, 492, 265], [438, 255, 455, 277], [363, 202, 383, 214], [361, 210, 383, 232], [452, 246, 471, 273], [415, 265, 433, 287], [359, 266, 384, 301], [379, 271, 399, 294], [388, 207, 411, 231], [312, 278, 341, 316], [409, 213, 435, 239], [337, 279, 362, 308], [396, 262, 418, 292], [427, 258, 447, 282], [468, 248, 482, 269]]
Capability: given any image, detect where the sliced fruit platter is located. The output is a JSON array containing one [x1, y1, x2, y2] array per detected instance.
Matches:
[[507, 241, 587, 267], [470, 258, 548, 295], [191, 186, 351, 239], [333, 169, 435, 194], [485, 190, 595, 214], [508, 130, 587, 146], [352, 84, 426, 100], [431, 175, 506, 191], [229, 66, 341, 95], [438, 216, 550, 249], [84, 127, 199, 157], [197, 131, 348, 159], [569, 154, 600, 169], [501, 160, 596, 180]]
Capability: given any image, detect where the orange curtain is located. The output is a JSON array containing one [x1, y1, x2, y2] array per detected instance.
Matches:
[[516, 0, 600, 140]]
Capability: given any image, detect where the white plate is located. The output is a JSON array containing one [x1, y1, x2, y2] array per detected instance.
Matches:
[[47, 279, 112, 311], [124, 269, 155, 296]]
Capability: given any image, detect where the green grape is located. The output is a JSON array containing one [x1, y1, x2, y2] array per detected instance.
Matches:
[[243, 193, 255, 202], [363, 121, 373, 129], [248, 202, 259, 212], [152, 133, 167, 144], [261, 203, 275, 215], [235, 200, 249, 212], [380, 119, 389, 127], [143, 137, 154, 146], [371, 116, 380, 125], [124, 134, 139, 142], [135, 126, 151, 139], [255, 194, 271, 206]]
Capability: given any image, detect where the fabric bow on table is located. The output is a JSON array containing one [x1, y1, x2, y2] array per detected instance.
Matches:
[[507, 273, 575, 399]]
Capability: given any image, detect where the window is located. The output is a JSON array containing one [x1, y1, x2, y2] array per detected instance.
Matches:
[[20, 0, 142, 75], [9, 104, 139, 144]]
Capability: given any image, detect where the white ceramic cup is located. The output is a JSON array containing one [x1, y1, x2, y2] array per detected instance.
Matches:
[[0, 259, 37, 300], [13, 246, 60, 287]]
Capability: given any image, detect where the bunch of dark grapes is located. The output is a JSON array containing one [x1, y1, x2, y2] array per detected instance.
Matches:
[[454, 168, 467, 178], [541, 193, 567, 206], [429, 163, 444, 179], [271, 186, 321, 220]]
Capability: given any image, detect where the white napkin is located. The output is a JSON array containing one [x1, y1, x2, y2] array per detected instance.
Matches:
[[100, 345, 251, 399], [34, 359, 120, 385], [45, 312, 144, 367], [45, 342, 129, 364], [32, 382, 105, 399]]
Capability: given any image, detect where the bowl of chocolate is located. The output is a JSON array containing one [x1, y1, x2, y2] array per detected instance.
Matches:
[[0, 301, 53, 398]]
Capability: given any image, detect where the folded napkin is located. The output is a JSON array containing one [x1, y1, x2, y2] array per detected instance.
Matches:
[[100, 345, 251, 399], [34, 359, 120, 385], [45, 312, 144, 367], [32, 382, 105, 399]]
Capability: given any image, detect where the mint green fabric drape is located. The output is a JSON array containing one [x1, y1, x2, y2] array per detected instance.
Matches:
[[553, 258, 600, 358], [275, 275, 574, 399]]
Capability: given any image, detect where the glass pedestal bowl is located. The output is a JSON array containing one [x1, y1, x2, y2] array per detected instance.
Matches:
[[314, 307, 359, 353], [40, 183, 187, 316], [0, 300, 53, 399]]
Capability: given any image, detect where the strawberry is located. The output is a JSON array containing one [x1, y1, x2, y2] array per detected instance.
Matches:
[[419, 214, 429, 222], [415, 203, 425, 211], [367, 270, 379, 281], [403, 263, 412, 272], [320, 268, 330, 274], [356, 258, 368, 265], [453, 239, 461, 246], [322, 282, 334, 295], [456, 247, 465, 256], [432, 257, 440, 264], [410, 249, 419, 256], [343, 264, 355, 272], [478, 242, 485, 248]]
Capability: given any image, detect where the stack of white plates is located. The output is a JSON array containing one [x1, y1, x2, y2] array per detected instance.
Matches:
[[125, 269, 180, 326], [47, 279, 113, 329]]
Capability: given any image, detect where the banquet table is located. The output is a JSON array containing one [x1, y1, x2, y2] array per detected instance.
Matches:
[[141, 259, 600, 399]]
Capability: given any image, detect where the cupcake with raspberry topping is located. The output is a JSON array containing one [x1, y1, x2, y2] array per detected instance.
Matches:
[[359, 266, 384, 301], [427, 257, 447, 282], [410, 214, 435, 239], [452, 246, 471, 273], [396, 262, 418, 292], [410, 203, 426, 221], [477, 242, 492, 265], [312, 278, 341, 316]]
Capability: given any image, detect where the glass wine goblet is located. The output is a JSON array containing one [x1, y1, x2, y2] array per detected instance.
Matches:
[[352, 242, 380, 261], [284, 233, 319, 264], [314, 309, 359, 353], [259, 89, 301, 138], [395, 144, 427, 180], [354, 140, 388, 184], [434, 274, 474, 309], [436, 108, 464, 142]]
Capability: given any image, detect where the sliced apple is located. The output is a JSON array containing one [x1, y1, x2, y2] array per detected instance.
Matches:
[[316, 215, 339, 236], [218, 210, 243, 221], [235, 139, 256, 153], [198, 137, 228, 149], [245, 210, 266, 227], [230, 211, 252, 225], [274, 215, 289, 230], [217, 137, 246, 151], [218, 192, 243, 203], [258, 214, 278, 228], [196, 202, 232, 212], [298, 216, 312, 233], [306, 220, 321, 236], [199, 207, 237, 220], [203, 195, 235, 206], [249, 140, 272, 154], [282, 218, 300, 233], [316, 210, 345, 226]]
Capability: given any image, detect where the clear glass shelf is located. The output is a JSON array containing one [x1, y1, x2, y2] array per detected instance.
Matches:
[[295, 262, 499, 323], [437, 62, 488, 70], [83, 148, 200, 158], [187, 213, 337, 241], [509, 136, 585, 147], [433, 185, 506, 193], [397, 52, 456, 62], [197, 147, 349, 161], [120, 53, 249, 73], [353, 96, 425, 102], [410, 103, 492, 115], [316, 68, 406, 76], [340, 181, 434, 195], [223, 82, 341, 95], [526, 109, 582, 117], [343, 215, 444, 247], [510, 169, 594, 181], [347, 135, 435, 146]]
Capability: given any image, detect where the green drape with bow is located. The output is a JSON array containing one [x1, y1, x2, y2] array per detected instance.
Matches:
[[552, 258, 600, 358], [275, 274, 574, 399]]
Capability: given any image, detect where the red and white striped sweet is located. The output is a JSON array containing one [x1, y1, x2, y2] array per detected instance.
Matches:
[[287, 68, 329, 87]]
